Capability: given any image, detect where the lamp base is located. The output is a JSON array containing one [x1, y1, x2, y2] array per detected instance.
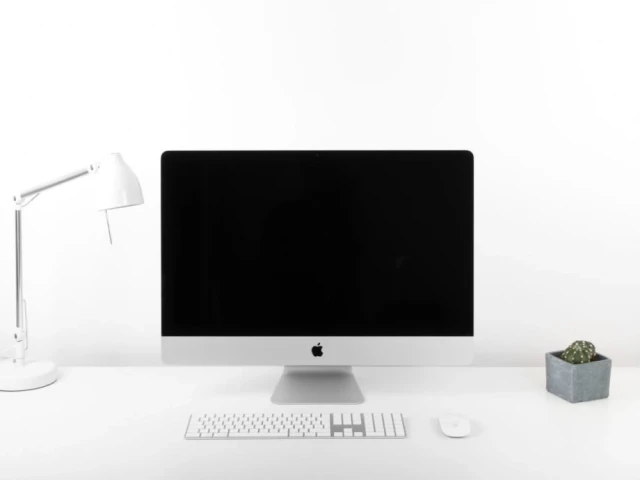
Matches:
[[0, 359, 57, 391]]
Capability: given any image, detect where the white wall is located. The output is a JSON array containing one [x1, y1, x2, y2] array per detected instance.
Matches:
[[1, 0, 638, 366]]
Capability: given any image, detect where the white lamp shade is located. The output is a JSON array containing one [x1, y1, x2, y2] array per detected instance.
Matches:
[[95, 153, 144, 211]]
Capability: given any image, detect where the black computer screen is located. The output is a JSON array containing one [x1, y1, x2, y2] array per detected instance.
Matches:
[[162, 151, 473, 337]]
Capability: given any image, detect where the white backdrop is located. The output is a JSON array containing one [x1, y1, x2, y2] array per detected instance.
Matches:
[[0, 0, 638, 366]]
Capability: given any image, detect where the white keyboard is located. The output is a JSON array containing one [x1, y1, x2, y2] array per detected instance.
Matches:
[[185, 412, 406, 439]]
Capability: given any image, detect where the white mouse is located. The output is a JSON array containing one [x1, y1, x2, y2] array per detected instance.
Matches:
[[438, 414, 470, 438]]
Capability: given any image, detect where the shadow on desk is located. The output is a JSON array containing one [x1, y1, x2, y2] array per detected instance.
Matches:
[[356, 367, 545, 396], [150, 366, 547, 398]]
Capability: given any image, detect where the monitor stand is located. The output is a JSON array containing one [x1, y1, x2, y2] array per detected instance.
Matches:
[[271, 366, 365, 405]]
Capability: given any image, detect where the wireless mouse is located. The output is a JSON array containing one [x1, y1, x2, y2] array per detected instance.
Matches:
[[438, 414, 470, 438]]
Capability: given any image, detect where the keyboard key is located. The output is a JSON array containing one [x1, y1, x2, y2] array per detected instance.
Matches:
[[333, 414, 342, 425], [343, 414, 352, 426], [353, 414, 362, 425]]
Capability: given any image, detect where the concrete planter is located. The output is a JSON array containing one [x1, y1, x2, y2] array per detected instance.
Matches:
[[545, 351, 611, 403]]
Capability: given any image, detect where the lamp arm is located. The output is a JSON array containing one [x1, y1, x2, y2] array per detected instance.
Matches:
[[11, 162, 99, 363], [14, 164, 97, 205]]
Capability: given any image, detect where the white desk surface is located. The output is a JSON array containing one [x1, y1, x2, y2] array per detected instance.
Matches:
[[2, 366, 638, 479]]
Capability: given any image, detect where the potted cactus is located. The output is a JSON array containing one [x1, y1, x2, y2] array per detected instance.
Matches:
[[546, 340, 612, 403]]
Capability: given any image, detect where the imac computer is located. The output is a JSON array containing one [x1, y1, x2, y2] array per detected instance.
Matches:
[[161, 151, 474, 404]]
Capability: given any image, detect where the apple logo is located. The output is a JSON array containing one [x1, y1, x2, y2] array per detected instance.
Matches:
[[311, 343, 323, 357]]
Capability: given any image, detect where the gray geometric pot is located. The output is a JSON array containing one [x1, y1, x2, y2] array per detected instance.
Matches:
[[545, 351, 612, 403]]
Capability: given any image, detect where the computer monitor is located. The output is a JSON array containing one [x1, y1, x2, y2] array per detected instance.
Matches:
[[161, 151, 474, 404]]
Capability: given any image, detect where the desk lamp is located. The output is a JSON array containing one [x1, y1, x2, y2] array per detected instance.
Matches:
[[0, 153, 143, 391]]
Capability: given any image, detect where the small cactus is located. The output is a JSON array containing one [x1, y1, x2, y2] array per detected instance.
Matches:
[[561, 340, 596, 364]]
